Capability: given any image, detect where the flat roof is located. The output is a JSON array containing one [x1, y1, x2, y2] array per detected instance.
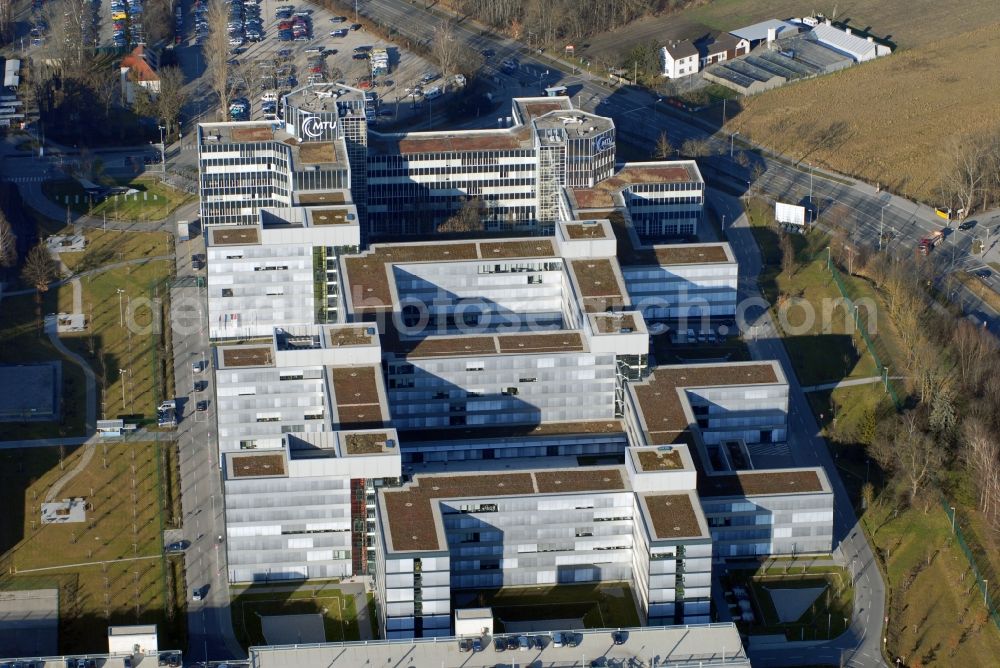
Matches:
[[513, 97, 572, 123], [399, 332, 586, 359], [298, 141, 340, 164], [221, 346, 274, 368], [632, 363, 780, 445], [310, 207, 352, 225], [210, 226, 261, 246], [564, 222, 609, 239], [230, 452, 287, 478], [327, 327, 374, 347], [382, 468, 629, 552], [533, 110, 614, 141], [641, 492, 706, 540], [343, 431, 394, 455], [571, 162, 702, 210], [344, 239, 559, 312], [569, 259, 626, 313], [370, 127, 532, 155], [250, 623, 750, 668], [647, 244, 731, 265], [330, 366, 384, 427], [636, 448, 684, 471], [591, 313, 638, 334], [199, 122, 278, 146], [398, 419, 624, 442], [296, 191, 347, 205], [699, 469, 826, 497]]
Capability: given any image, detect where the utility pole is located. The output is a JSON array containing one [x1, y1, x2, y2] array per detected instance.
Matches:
[[879, 206, 885, 251], [158, 125, 166, 173]]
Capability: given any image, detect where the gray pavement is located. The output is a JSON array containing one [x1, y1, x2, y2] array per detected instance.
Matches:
[[714, 190, 886, 667], [169, 225, 245, 663]]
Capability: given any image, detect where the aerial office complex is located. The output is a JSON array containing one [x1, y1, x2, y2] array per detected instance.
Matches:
[[198, 85, 703, 237], [198, 88, 834, 644]]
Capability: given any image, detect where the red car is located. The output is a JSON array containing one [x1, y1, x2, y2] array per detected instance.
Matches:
[[278, 21, 292, 30]]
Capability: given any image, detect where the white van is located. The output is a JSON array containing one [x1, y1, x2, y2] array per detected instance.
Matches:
[[423, 86, 442, 100], [260, 92, 278, 103]]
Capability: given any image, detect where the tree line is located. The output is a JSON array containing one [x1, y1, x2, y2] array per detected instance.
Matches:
[[451, 0, 693, 44], [940, 127, 1000, 218], [821, 224, 1000, 532]]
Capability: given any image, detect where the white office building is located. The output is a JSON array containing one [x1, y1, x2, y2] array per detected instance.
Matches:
[[206, 204, 360, 339]]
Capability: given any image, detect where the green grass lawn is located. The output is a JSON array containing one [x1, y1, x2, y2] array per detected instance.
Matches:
[[56, 228, 173, 274], [0, 290, 88, 440], [0, 442, 184, 653], [58, 258, 173, 423], [467, 582, 640, 632], [725, 564, 853, 641], [230, 586, 362, 648], [865, 500, 1000, 665], [42, 177, 194, 222]]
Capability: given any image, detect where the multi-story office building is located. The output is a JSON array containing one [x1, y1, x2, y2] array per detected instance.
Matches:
[[373, 458, 713, 638], [371, 355, 831, 638], [197, 85, 366, 227], [205, 203, 360, 339], [215, 325, 400, 581], [198, 86, 704, 239]]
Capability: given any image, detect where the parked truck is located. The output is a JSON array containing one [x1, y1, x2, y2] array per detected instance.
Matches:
[[917, 229, 944, 256], [177, 220, 190, 241]]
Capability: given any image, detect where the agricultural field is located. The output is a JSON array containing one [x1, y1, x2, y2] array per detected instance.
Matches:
[[0, 442, 185, 654], [576, 1, 1000, 205]]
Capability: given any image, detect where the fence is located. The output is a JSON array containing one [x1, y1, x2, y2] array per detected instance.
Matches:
[[942, 497, 1000, 630], [826, 258, 903, 409]]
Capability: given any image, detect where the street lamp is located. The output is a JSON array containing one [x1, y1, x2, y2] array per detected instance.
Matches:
[[158, 125, 166, 173], [730, 132, 738, 158], [118, 368, 128, 410], [950, 506, 956, 533], [116, 288, 126, 327]]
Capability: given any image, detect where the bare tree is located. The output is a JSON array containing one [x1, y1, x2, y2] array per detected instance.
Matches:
[[872, 411, 944, 505], [939, 133, 989, 219], [143, 0, 174, 46], [87, 65, 119, 118], [43, 0, 94, 75], [952, 319, 996, 393], [431, 22, 462, 79], [963, 417, 1000, 531], [204, 0, 234, 118], [653, 131, 673, 160], [156, 66, 187, 139], [680, 138, 713, 158], [437, 197, 485, 234], [0, 209, 16, 268], [0, 0, 13, 44]]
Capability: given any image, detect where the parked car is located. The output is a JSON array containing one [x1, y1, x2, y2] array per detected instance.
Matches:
[[350, 23, 361, 30], [330, 16, 346, 22], [612, 630, 627, 645], [192, 587, 204, 601], [330, 28, 348, 37], [196, 400, 208, 412], [458, 638, 471, 652]]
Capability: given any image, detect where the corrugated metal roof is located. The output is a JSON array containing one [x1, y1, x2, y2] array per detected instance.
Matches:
[[810, 23, 877, 61]]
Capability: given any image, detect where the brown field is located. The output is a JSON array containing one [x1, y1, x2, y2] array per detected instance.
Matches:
[[575, 1, 1000, 206], [730, 22, 1000, 203]]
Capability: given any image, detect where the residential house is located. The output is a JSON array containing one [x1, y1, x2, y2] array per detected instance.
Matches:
[[659, 40, 699, 79], [697, 32, 750, 69], [119, 45, 160, 104]]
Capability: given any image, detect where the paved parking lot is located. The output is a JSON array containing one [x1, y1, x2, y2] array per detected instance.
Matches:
[[185, 0, 440, 126]]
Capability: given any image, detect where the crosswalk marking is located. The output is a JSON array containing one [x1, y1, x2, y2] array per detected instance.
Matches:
[[1, 175, 46, 183]]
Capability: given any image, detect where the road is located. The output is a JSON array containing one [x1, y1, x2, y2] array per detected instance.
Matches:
[[351, 0, 1000, 338], [715, 191, 887, 667], [169, 228, 245, 663]]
